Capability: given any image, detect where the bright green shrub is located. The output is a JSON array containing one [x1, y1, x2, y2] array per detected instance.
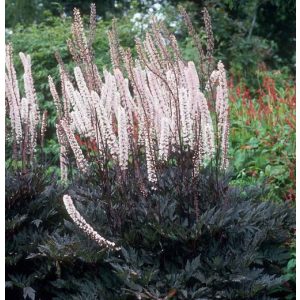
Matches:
[[229, 70, 295, 202]]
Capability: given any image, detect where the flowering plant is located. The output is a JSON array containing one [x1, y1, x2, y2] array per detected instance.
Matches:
[[50, 6, 229, 185]]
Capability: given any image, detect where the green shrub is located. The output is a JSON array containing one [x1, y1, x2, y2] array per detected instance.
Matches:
[[229, 70, 295, 202]]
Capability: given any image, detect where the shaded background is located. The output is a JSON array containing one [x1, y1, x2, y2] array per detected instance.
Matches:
[[6, 0, 295, 76]]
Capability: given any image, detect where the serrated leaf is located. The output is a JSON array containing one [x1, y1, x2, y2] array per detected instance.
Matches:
[[31, 219, 42, 228], [23, 287, 35, 300]]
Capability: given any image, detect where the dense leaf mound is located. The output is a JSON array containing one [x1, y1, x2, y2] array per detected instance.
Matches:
[[6, 165, 295, 299]]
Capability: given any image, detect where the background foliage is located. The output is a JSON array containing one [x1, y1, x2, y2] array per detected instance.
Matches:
[[6, 0, 295, 76]]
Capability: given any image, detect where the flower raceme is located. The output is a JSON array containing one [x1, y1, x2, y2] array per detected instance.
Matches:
[[63, 195, 119, 250], [5, 44, 47, 166], [49, 6, 229, 184]]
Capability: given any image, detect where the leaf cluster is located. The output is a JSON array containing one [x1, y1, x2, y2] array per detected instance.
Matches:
[[5, 165, 295, 299]]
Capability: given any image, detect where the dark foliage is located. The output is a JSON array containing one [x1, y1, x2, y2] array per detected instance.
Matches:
[[5, 164, 295, 299], [6, 167, 65, 299]]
